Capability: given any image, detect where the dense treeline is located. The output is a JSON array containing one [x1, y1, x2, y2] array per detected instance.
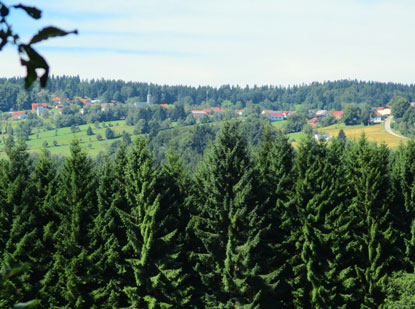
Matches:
[[2, 76, 415, 112], [1, 121, 415, 307]]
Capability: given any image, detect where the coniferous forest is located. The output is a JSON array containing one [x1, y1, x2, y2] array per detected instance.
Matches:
[[1, 120, 415, 308]]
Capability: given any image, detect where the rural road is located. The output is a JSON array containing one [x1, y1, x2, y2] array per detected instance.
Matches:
[[384, 116, 408, 139]]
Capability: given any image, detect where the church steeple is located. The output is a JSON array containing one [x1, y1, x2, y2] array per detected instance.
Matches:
[[147, 88, 152, 106]]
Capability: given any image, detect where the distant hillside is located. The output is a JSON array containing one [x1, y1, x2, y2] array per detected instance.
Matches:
[[1, 77, 415, 112]]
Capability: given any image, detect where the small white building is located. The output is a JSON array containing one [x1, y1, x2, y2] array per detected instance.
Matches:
[[314, 132, 331, 142]]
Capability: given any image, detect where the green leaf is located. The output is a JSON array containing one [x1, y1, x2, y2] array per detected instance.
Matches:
[[0, 4, 9, 17], [30, 26, 78, 45], [14, 299, 41, 308], [19, 45, 49, 88], [13, 5, 41, 19]]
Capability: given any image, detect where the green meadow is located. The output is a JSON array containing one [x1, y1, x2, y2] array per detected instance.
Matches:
[[0, 120, 135, 157]]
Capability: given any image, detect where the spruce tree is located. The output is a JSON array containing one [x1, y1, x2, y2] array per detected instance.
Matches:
[[344, 136, 399, 307], [287, 135, 336, 308], [0, 140, 50, 307], [121, 137, 192, 307], [89, 153, 130, 308], [255, 125, 295, 307], [391, 139, 415, 271], [190, 121, 263, 307], [323, 137, 358, 308], [32, 149, 59, 306], [43, 139, 97, 307]]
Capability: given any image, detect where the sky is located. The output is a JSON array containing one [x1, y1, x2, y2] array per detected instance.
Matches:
[[1, 0, 415, 86]]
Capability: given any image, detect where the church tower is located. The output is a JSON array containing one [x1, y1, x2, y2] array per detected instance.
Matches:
[[147, 88, 152, 106]]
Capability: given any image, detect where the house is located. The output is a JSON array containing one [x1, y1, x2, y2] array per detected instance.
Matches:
[[376, 107, 391, 116], [32, 103, 48, 111], [160, 104, 168, 107], [9, 111, 27, 120], [308, 118, 318, 127], [371, 112, 383, 124], [211, 107, 225, 113], [101, 103, 114, 111], [52, 97, 61, 103], [268, 112, 285, 122], [282, 111, 296, 118], [55, 104, 64, 109], [315, 110, 328, 117], [314, 132, 331, 142], [236, 110, 244, 116], [191, 110, 209, 118], [333, 111, 343, 120]]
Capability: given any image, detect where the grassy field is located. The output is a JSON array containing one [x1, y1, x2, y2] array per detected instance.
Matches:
[[0, 120, 135, 157], [0, 118, 407, 158], [317, 123, 407, 148]]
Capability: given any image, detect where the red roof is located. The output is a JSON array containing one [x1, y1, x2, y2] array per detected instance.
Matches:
[[192, 110, 208, 114], [52, 97, 61, 102], [269, 113, 285, 117], [80, 99, 88, 104], [333, 111, 343, 119], [376, 107, 384, 110], [160, 104, 168, 107], [32, 103, 48, 110], [309, 118, 318, 123], [211, 107, 225, 112], [10, 111, 26, 116]]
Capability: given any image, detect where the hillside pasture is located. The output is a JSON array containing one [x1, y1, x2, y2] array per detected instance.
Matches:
[[317, 123, 407, 148]]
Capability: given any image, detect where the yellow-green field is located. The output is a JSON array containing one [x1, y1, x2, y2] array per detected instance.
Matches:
[[317, 123, 407, 148]]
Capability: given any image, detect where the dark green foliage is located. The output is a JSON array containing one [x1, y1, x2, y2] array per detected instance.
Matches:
[[287, 135, 338, 308], [344, 136, 399, 307], [120, 137, 192, 307], [342, 104, 361, 125], [391, 139, 415, 271], [390, 96, 409, 119], [105, 127, 115, 139], [190, 121, 263, 307], [285, 113, 308, 133], [255, 125, 295, 307], [89, 151, 131, 308], [1, 114, 415, 307], [382, 272, 415, 308], [337, 128, 347, 144], [86, 126, 94, 135], [319, 113, 338, 127], [0, 140, 35, 307], [43, 140, 97, 307]]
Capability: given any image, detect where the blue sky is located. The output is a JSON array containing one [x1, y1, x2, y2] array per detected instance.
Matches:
[[1, 0, 415, 86]]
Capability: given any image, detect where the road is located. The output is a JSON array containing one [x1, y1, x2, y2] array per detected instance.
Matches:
[[384, 116, 408, 139]]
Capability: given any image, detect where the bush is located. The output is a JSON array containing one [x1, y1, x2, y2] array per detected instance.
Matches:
[[96, 134, 103, 141], [105, 127, 115, 139], [86, 126, 94, 135]]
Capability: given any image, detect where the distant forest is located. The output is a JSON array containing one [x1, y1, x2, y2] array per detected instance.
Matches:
[[2, 76, 415, 111]]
